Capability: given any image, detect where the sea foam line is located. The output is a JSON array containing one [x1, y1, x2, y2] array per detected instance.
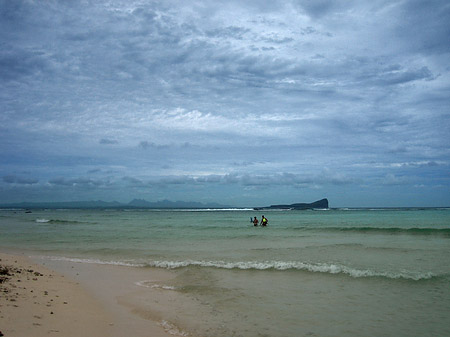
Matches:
[[38, 255, 146, 268], [36, 256, 437, 281], [135, 280, 177, 290], [146, 260, 436, 281]]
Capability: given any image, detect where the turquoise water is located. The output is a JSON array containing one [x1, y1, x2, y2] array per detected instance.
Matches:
[[1, 208, 450, 336]]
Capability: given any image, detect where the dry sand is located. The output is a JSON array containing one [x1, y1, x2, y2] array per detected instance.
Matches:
[[0, 252, 185, 337]]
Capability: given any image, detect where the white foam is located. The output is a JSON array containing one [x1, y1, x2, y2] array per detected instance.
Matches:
[[135, 280, 177, 290], [38, 255, 146, 268], [147, 260, 436, 280], [159, 320, 189, 336], [35, 255, 435, 281], [35, 218, 50, 223]]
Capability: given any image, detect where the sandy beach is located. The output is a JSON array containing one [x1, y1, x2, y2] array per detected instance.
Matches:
[[0, 252, 184, 337]]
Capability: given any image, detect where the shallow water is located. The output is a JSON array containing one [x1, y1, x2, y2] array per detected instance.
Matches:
[[1, 208, 449, 336]]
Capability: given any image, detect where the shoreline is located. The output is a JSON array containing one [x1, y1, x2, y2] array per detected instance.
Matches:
[[0, 251, 192, 337]]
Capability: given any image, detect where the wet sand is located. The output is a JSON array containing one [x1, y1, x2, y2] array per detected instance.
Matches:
[[0, 252, 187, 337]]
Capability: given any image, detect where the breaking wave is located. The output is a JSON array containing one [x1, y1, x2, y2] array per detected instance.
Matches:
[[135, 280, 177, 290], [39, 256, 146, 268], [35, 218, 90, 225], [146, 260, 437, 281], [38, 256, 440, 281]]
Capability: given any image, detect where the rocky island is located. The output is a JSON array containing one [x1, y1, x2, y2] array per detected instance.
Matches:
[[254, 198, 329, 210]]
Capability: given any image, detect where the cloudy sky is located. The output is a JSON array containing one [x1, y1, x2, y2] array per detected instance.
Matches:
[[1, 0, 449, 207]]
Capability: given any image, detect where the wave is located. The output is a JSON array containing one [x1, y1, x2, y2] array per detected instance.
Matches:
[[135, 280, 177, 290], [40, 256, 146, 268], [34, 218, 90, 225], [146, 260, 437, 281], [292, 226, 450, 236], [336, 227, 450, 235], [39, 256, 440, 281]]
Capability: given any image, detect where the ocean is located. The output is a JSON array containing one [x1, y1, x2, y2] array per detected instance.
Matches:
[[1, 207, 449, 336]]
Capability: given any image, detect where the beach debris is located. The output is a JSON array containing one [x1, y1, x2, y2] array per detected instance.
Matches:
[[0, 265, 12, 284]]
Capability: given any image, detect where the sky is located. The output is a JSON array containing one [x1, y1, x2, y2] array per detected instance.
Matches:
[[1, 0, 449, 207]]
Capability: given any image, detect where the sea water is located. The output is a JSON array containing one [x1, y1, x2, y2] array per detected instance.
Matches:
[[1, 208, 449, 336]]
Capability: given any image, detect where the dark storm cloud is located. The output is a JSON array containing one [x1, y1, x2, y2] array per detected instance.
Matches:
[[372, 66, 435, 86], [139, 141, 171, 150], [134, 171, 355, 190], [394, 0, 450, 54], [48, 177, 110, 188], [205, 26, 250, 40], [294, 0, 353, 18], [122, 176, 146, 188], [0, 48, 51, 81], [100, 139, 118, 145], [3, 175, 38, 185]]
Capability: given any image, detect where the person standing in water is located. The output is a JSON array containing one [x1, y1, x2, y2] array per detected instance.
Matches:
[[253, 217, 259, 226], [260, 215, 268, 226]]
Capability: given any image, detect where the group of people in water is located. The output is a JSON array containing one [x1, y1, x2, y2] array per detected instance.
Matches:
[[252, 215, 268, 227]]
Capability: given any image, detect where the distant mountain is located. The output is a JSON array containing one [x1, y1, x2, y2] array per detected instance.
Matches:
[[254, 198, 329, 210], [127, 199, 155, 207], [0, 199, 231, 209], [0, 200, 123, 209]]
